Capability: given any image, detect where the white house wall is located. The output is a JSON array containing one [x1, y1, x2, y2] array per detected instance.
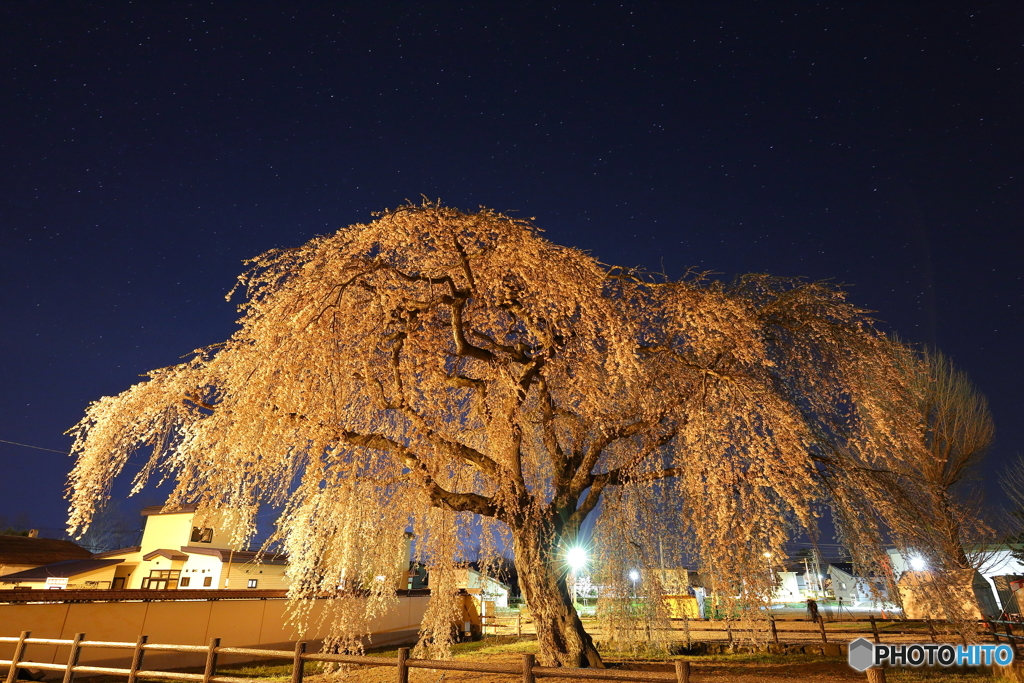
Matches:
[[178, 553, 224, 589]]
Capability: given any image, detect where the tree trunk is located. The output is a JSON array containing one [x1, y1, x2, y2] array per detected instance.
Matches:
[[512, 526, 605, 668]]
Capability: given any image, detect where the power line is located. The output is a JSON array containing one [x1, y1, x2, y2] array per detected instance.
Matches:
[[0, 438, 67, 454]]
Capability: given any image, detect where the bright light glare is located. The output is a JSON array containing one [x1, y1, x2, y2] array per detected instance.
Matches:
[[909, 555, 928, 571], [628, 569, 640, 582], [567, 546, 587, 571]]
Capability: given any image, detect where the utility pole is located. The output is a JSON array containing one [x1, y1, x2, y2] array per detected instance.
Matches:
[[812, 548, 825, 598]]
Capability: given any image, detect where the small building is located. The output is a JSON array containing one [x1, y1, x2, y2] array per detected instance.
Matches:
[[0, 534, 92, 578], [455, 566, 510, 610], [0, 558, 125, 589], [92, 504, 289, 590], [1, 505, 289, 590], [887, 547, 1007, 615], [827, 563, 889, 606], [898, 569, 1000, 620]]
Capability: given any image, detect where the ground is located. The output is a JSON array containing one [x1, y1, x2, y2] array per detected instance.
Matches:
[[167, 638, 1007, 683]]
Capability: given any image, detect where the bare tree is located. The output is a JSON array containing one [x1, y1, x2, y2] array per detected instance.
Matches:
[[66, 204, 925, 667], [896, 348, 995, 570], [75, 499, 143, 553]]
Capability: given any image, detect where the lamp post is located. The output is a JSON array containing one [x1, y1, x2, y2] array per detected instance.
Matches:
[[629, 569, 640, 598], [567, 546, 587, 608]]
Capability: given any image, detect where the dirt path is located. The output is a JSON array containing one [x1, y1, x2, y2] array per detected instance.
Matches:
[[313, 654, 868, 682]]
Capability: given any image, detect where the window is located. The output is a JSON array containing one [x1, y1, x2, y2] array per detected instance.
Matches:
[[141, 570, 180, 590], [190, 527, 214, 543], [180, 576, 191, 587], [203, 576, 212, 587], [247, 579, 258, 588]]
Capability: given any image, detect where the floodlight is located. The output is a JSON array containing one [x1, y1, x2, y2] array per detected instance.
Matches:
[[567, 546, 587, 571], [909, 555, 928, 571]]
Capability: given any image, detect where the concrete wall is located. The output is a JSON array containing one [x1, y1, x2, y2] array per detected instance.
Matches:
[[0, 595, 428, 671]]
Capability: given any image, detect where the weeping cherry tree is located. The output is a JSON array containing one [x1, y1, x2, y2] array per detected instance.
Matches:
[[67, 203, 926, 667]]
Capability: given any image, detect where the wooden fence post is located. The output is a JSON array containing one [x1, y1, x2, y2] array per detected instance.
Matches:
[[926, 619, 937, 643], [291, 641, 306, 683], [988, 621, 1001, 644], [127, 635, 147, 683], [674, 660, 690, 683], [869, 616, 880, 644], [516, 614, 522, 639], [683, 612, 691, 649], [202, 638, 220, 683], [866, 667, 887, 683], [817, 615, 828, 643], [726, 620, 733, 646], [4, 631, 30, 683], [62, 633, 85, 683], [521, 653, 535, 683], [1005, 623, 1019, 658], [396, 647, 409, 683], [769, 616, 779, 644]]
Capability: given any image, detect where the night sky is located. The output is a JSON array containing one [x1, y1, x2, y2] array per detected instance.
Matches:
[[1, 2, 1021, 539]]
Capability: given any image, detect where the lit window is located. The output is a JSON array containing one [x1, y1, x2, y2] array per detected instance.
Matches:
[[247, 579, 258, 588]]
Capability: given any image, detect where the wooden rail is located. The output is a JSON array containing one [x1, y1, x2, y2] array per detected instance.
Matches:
[[0, 588, 431, 604], [0, 632, 691, 683], [488, 613, 1024, 647]]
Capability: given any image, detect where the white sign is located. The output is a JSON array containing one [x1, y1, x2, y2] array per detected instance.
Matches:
[[44, 577, 68, 590]]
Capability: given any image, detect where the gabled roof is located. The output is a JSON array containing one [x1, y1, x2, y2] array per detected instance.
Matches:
[[0, 535, 92, 565], [141, 504, 199, 516], [180, 546, 289, 565], [829, 562, 856, 576], [92, 546, 141, 559], [0, 558, 123, 582], [143, 549, 189, 561]]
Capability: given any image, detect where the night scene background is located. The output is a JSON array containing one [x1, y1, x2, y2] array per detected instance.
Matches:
[[1, 2, 1021, 547]]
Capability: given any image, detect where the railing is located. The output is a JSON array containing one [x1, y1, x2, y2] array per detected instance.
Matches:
[[486, 613, 1024, 651], [0, 632, 693, 683], [0, 588, 431, 604]]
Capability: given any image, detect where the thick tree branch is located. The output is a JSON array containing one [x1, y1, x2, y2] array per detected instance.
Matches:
[[336, 430, 497, 516]]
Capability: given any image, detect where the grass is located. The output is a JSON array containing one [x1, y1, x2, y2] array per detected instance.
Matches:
[[60, 635, 1014, 682]]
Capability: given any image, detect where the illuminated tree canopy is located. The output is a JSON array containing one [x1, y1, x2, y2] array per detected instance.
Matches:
[[68, 203, 930, 667]]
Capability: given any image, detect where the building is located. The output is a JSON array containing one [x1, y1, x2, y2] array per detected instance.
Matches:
[[0, 533, 92, 579], [0, 558, 125, 589], [1, 505, 288, 590], [95, 504, 289, 590], [897, 569, 1000, 620], [887, 547, 1012, 615], [455, 566, 511, 609]]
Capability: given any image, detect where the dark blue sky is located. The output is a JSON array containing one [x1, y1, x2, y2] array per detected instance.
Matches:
[[1, 2, 1021, 536]]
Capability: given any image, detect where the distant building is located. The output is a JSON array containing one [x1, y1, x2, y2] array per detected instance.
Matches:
[[887, 547, 1015, 614], [1, 505, 287, 590], [92, 504, 289, 590], [0, 533, 92, 579], [455, 566, 510, 609]]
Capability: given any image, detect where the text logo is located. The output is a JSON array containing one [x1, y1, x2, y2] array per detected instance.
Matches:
[[848, 637, 1014, 671]]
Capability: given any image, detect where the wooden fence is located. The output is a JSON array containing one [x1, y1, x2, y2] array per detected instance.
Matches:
[[488, 613, 1024, 650], [0, 632, 692, 683], [0, 589, 431, 604]]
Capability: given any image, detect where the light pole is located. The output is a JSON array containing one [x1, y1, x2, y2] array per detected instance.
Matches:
[[567, 546, 587, 608], [629, 569, 640, 598]]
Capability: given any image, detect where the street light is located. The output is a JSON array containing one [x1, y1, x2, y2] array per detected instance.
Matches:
[[567, 546, 587, 607], [628, 569, 640, 597], [909, 555, 928, 571], [567, 546, 587, 572]]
